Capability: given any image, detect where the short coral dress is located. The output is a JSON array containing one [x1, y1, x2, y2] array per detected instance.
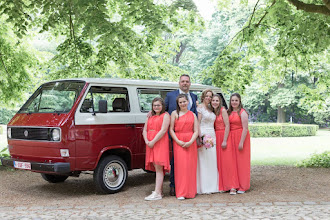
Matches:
[[215, 107, 239, 191], [228, 108, 251, 191], [173, 111, 198, 198], [145, 112, 170, 173]]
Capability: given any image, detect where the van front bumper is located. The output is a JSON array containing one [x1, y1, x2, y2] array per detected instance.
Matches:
[[0, 157, 71, 173]]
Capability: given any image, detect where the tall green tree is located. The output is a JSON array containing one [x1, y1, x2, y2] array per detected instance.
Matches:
[[206, 0, 330, 122], [0, 0, 202, 103]]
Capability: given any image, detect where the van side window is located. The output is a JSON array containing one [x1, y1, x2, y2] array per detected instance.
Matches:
[[80, 86, 129, 113], [137, 88, 171, 112]]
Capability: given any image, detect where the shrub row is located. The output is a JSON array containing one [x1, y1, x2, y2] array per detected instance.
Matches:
[[296, 151, 330, 168], [249, 123, 318, 137]]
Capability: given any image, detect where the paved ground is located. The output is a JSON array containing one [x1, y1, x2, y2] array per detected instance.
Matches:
[[1, 202, 330, 219], [1, 166, 329, 219]]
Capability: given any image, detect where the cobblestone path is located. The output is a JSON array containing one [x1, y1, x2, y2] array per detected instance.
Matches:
[[1, 201, 329, 219]]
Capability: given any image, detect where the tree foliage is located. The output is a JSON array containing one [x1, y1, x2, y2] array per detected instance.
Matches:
[[203, 0, 330, 123], [0, 17, 36, 105], [0, 0, 202, 102]]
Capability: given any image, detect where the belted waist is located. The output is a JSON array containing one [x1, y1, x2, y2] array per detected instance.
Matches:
[[230, 128, 243, 131], [174, 131, 193, 134]]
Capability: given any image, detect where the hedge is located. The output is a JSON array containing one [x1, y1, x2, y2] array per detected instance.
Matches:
[[296, 151, 330, 168], [249, 123, 318, 137]]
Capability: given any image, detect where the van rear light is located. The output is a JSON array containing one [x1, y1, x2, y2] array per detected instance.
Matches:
[[51, 128, 60, 141], [60, 149, 70, 157], [7, 128, 12, 138]]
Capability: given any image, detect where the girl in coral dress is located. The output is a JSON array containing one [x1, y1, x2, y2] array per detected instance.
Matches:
[[228, 93, 251, 194], [212, 94, 239, 194], [169, 94, 199, 200], [143, 97, 170, 201]]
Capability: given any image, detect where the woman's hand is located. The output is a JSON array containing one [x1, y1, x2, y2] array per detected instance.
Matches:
[[176, 140, 185, 147], [148, 140, 156, 148], [183, 141, 192, 148], [238, 143, 244, 151], [221, 141, 227, 149]]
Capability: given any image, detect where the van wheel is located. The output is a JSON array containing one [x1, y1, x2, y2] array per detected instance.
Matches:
[[41, 173, 68, 183], [93, 155, 128, 194]]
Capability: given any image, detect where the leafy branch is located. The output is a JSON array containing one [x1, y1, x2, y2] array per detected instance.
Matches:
[[287, 0, 330, 16], [0, 53, 9, 75]]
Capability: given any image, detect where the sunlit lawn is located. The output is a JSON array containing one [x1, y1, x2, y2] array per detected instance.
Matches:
[[0, 125, 7, 152], [251, 129, 330, 165], [0, 124, 329, 166]]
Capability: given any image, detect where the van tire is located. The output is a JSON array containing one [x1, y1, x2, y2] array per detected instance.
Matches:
[[41, 173, 68, 183], [93, 155, 128, 194]]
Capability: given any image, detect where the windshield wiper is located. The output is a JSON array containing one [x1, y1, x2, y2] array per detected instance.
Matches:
[[39, 107, 67, 115], [19, 107, 33, 114]]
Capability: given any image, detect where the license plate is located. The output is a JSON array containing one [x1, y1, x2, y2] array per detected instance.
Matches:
[[14, 161, 31, 170]]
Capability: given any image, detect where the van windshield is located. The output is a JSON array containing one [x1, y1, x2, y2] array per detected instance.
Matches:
[[18, 81, 85, 114]]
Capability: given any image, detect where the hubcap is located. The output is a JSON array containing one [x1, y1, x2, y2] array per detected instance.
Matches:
[[104, 162, 124, 189]]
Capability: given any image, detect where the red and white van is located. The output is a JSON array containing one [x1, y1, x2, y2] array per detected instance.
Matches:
[[1, 78, 225, 193]]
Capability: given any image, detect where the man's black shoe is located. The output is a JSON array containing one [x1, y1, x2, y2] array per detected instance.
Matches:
[[170, 187, 175, 196]]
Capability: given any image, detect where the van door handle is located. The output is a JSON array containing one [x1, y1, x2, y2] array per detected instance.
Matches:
[[126, 124, 136, 128]]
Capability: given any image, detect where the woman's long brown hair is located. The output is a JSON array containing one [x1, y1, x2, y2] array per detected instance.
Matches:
[[211, 94, 222, 116], [151, 97, 166, 116], [227, 93, 243, 118], [176, 94, 189, 119]]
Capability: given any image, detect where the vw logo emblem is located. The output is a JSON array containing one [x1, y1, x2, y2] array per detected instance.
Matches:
[[24, 130, 29, 137]]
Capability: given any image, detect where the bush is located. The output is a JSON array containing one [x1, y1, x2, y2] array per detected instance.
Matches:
[[0, 108, 17, 125], [296, 151, 330, 168], [249, 123, 318, 137], [0, 147, 10, 166]]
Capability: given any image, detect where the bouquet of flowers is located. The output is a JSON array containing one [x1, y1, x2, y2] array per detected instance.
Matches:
[[201, 134, 214, 149]]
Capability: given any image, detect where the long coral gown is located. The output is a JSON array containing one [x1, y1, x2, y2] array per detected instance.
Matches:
[[145, 112, 170, 173], [173, 111, 198, 198], [215, 107, 239, 191], [229, 108, 251, 191]]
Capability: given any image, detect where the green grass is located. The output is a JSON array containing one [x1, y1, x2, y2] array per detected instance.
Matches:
[[251, 130, 330, 166]]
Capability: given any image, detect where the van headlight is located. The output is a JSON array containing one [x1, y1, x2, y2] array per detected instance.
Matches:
[[51, 128, 60, 141], [7, 128, 12, 139]]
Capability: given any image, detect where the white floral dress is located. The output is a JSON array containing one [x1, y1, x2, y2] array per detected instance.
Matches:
[[197, 105, 219, 194]]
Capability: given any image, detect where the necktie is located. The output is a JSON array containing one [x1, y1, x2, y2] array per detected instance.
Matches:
[[187, 94, 192, 110]]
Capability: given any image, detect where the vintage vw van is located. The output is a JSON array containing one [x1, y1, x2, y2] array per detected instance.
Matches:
[[1, 78, 226, 194]]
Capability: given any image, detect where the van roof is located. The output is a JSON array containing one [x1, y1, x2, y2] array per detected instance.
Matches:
[[50, 78, 222, 92]]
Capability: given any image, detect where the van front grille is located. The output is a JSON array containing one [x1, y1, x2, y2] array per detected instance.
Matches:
[[9, 127, 58, 141]]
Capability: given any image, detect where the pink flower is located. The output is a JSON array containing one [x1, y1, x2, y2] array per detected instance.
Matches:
[[202, 134, 214, 149]]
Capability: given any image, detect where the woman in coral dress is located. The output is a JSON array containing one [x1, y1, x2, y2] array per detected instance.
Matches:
[[143, 97, 170, 201], [212, 94, 239, 194], [169, 94, 199, 200], [228, 93, 251, 194], [196, 89, 219, 194]]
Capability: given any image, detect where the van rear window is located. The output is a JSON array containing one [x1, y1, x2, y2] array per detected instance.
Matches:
[[80, 86, 129, 113], [137, 88, 172, 112]]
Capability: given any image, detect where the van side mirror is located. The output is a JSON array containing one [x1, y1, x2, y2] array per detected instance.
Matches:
[[99, 100, 108, 113]]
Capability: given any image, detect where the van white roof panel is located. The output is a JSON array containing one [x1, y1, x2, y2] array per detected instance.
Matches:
[[49, 78, 222, 92]]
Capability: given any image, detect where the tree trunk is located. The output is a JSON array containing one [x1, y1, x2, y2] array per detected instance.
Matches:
[[173, 42, 187, 64], [277, 82, 286, 123], [277, 106, 286, 123]]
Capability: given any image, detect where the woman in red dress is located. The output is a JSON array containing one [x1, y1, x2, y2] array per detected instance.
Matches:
[[211, 94, 239, 194], [228, 93, 251, 194], [143, 97, 170, 201], [169, 94, 199, 200]]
